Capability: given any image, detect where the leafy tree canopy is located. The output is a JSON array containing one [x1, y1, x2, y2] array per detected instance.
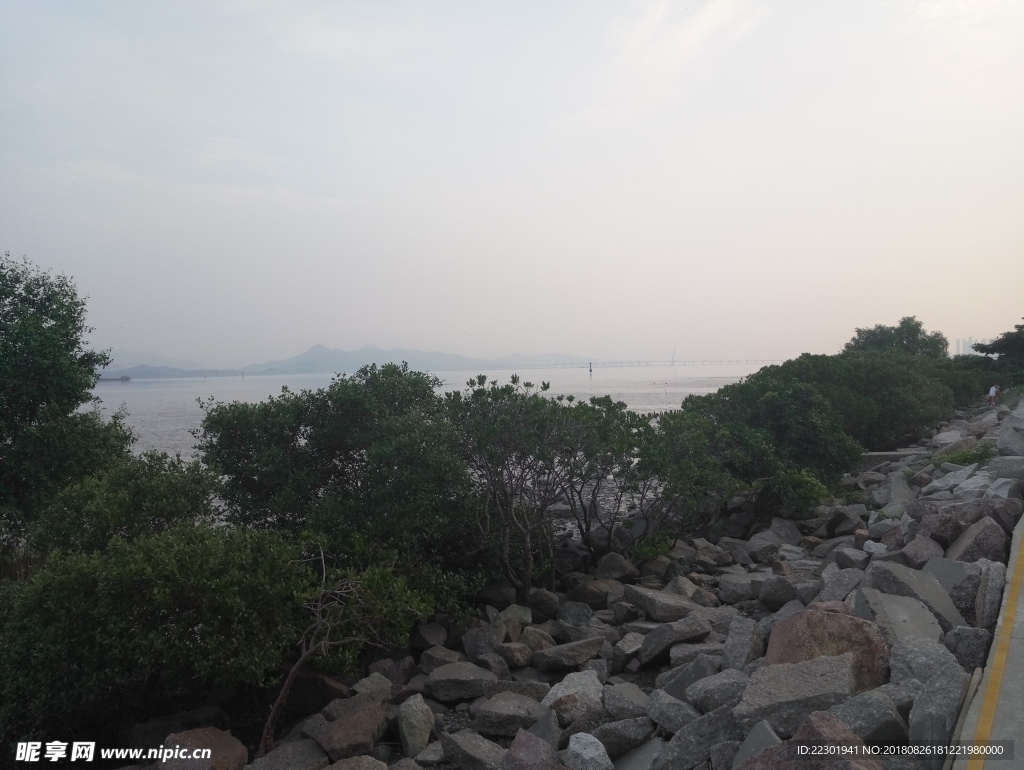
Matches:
[[843, 316, 949, 358], [973, 317, 1024, 377]]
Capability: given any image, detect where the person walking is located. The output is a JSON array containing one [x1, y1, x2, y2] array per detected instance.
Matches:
[[988, 384, 998, 407]]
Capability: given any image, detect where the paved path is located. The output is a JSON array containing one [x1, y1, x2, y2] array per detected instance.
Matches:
[[953, 509, 1024, 770]]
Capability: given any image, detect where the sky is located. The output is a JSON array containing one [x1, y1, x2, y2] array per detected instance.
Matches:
[[2, 1, 1022, 368]]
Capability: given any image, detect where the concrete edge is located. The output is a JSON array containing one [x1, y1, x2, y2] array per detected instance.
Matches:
[[952, 511, 1024, 770]]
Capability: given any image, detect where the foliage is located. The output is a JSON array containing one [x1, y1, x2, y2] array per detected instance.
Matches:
[[1, 254, 135, 536], [30, 450, 217, 553], [939, 443, 998, 468], [843, 315, 949, 358], [973, 317, 1024, 385], [197, 363, 478, 573], [447, 375, 571, 602], [0, 525, 312, 743]]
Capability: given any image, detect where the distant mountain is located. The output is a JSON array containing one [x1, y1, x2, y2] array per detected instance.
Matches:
[[103, 348, 206, 371], [98, 365, 243, 380], [244, 345, 594, 375]]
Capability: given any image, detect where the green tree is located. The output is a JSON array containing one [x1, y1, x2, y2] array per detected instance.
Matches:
[[29, 451, 217, 553], [0, 525, 313, 743], [973, 318, 1024, 383], [843, 315, 949, 358], [0, 253, 132, 537]]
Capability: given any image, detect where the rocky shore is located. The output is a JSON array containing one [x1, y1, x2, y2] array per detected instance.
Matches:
[[125, 397, 1024, 770]]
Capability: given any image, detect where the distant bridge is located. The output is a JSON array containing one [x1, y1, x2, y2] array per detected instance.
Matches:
[[473, 359, 784, 371]]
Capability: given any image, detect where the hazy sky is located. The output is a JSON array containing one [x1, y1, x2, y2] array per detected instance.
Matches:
[[2, 1, 1022, 367]]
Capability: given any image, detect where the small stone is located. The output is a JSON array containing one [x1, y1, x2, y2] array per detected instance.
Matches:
[[564, 732, 613, 770]]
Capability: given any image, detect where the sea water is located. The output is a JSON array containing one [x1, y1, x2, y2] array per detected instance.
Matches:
[[91, 364, 758, 457]]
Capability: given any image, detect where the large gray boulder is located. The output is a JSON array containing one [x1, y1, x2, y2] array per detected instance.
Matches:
[[441, 730, 506, 770], [722, 615, 763, 671], [730, 720, 781, 769], [604, 682, 650, 720], [945, 517, 1009, 563], [889, 637, 962, 684], [472, 692, 548, 737], [306, 695, 387, 761], [908, 668, 971, 770], [658, 653, 719, 700], [997, 412, 1024, 456], [975, 559, 1007, 630], [591, 717, 656, 760], [397, 694, 435, 758], [922, 463, 978, 495], [943, 626, 992, 671], [732, 654, 856, 737], [636, 616, 713, 666], [564, 733, 614, 770], [645, 689, 701, 733], [863, 561, 965, 632], [828, 689, 908, 745], [532, 637, 605, 672], [624, 584, 701, 622], [852, 587, 942, 646], [683, 669, 748, 713], [986, 456, 1024, 481], [502, 728, 559, 770], [612, 738, 666, 770], [649, 704, 744, 770], [426, 662, 498, 702], [245, 739, 328, 770]]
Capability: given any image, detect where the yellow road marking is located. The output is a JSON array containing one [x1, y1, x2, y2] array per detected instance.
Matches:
[[965, 528, 1024, 770]]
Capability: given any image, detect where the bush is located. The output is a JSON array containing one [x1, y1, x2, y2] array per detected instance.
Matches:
[[30, 451, 217, 553], [0, 525, 312, 742]]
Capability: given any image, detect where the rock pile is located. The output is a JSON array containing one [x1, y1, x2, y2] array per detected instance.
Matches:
[[124, 400, 1024, 770]]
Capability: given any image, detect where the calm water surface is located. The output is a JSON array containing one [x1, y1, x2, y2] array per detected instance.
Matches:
[[92, 364, 757, 457]]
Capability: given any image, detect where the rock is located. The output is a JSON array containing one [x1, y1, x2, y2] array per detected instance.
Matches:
[[986, 456, 1024, 481], [669, 642, 725, 668], [908, 668, 971, 769], [160, 728, 247, 770], [597, 553, 641, 582], [328, 758, 386, 770], [758, 576, 798, 611], [764, 610, 889, 692], [759, 599, 806, 638], [900, 536, 945, 570], [747, 530, 784, 563], [921, 556, 973, 594], [484, 680, 551, 701], [684, 669, 749, 713], [564, 732, 614, 770], [398, 695, 435, 758], [541, 670, 603, 711], [558, 601, 594, 626], [649, 704, 743, 770], [591, 717, 656, 760], [246, 740, 328, 770], [603, 683, 649, 720], [722, 615, 763, 671], [636, 616, 713, 666], [954, 473, 995, 501], [478, 652, 512, 680], [996, 413, 1024, 456], [945, 517, 1009, 563], [658, 653, 720, 699], [770, 518, 804, 546], [921, 463, 977, 495], [875, 679, 923, 723], [495, 643, 533, 669], [527, 709, 562, 751], [440, 730, 507, 770], [421, 645, 464, 674], [851, 588, 941, 646], [731, 720, 781, 769], [472, 691, 548, 737], [709, 740, 740, 770], [479, 583, 517, 610], [717, 574, 755, 604], [975, 560, 1006, 630], [734, 712, 883, 769], [812, 568, 863, 604], [732, 654, 857, 737], [521, 626, 557, 652], [307, 695, 387, 762], [943, 626, 991, 670], [863, 562, 965, 633], [502, 728, 560, 770], [613, 738, 666, 770], [889, 637, 962, 684], [828, 690, 908, 744], [827, 508, 865, 537], [985, 478, 1022, 500], [834, 548, 872, 571], [531, 636, 605, 672], [623, 585, 700, 622], [645, 689, 701, 733], [426, 663, 498, 702], [570, 579, 624, 610], [528, 589, 562, 623]]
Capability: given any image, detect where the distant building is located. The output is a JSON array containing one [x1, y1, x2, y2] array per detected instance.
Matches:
[[954, 337, 992, 356]]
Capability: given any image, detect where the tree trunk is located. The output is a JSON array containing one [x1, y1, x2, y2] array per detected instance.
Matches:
[[255, 648, 316, 759]]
